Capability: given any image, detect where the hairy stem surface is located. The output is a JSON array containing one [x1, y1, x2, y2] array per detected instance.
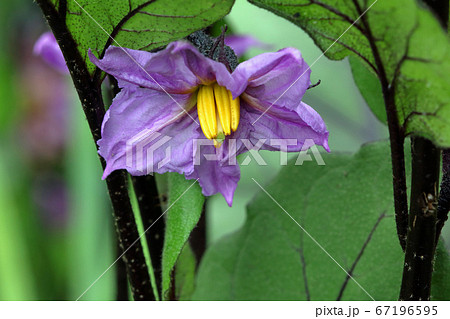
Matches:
[[399, 0, 448, 301], [132, 175, 165, 296], [36, 0, 154, 300], [400, 137, 440, 300]]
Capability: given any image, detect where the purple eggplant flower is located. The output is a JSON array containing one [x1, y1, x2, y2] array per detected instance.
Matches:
[[33, 32, 68, 73], [89, 41, 329, 206], [224, 35, 272, 57], [22, 31, 69, 161]]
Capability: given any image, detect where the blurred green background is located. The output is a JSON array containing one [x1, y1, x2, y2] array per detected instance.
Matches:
[[0, 0, 443, 300]]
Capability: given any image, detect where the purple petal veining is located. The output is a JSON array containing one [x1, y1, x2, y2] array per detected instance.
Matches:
[[90, 41, 329, 206]]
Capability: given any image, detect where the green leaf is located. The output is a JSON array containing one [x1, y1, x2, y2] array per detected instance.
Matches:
[[56, 0, 235, 74], [173, 244, 197, 300], [247, 0, 375, 64], [162, 173, 204, 300], [349, 56, 385, 124], [431, 240, 450, 300], [193, 141, 412, 300], [248, 0, 450, 147]]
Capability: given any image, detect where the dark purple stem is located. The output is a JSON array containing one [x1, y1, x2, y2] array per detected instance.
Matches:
[[400, 137, 440, 300], [35, 0, 154, 300], [399, 0, 448, 301], [436, 150, 450, 243], [432, 0, 450, 245], [131, 175, 165, 296], [116, 242, 129, 300]]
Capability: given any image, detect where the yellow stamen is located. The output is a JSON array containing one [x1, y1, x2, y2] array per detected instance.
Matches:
[[229, 91, 240, 132], [213, 83, 231, 135], [197, 92, 212, 139], [197, 85, 217, 139], [197, 83, 241, 144]]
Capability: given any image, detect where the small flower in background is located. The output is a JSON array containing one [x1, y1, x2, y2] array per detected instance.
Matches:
[[33, 31, 68, 74], [17, 31, 70, 163], [90, 40, 328, 206], [224, 34, 272, 57], [12, 30, 71, 229]]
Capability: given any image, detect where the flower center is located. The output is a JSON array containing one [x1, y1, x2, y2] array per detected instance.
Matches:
[[197, 83, 240, 147]]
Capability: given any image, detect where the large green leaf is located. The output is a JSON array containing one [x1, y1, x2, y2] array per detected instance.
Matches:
[[248, 0, 450, 147], [349, 56, 385, 124], [50, 0, 235, 74], [161, 173, 204, 300], [192, 141, 449, 300]]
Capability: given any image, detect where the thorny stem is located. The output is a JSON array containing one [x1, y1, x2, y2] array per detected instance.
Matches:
[[400, 137, 440, 300], [436, 150, 450, 244], [399, 0, 448, 301], [116, 242, 129, 300], [131, 175, 165, 297], [35, 0, 154, 300], [384, 93, 408, 251], [431, 0, 450, 245]]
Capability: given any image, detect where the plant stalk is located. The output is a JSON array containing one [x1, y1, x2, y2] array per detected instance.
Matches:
[[399, 0, 448, 301], [399, 137, 440, 300], [131, 175, 165, 296], [435, 150, 450, 243], [424, 0, 450, 246], [116, 242, 129, 300], [35, 0, 154, 300]]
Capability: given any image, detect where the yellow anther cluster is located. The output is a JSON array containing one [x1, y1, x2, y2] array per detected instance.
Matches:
[[197, 83, 240, 144]]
